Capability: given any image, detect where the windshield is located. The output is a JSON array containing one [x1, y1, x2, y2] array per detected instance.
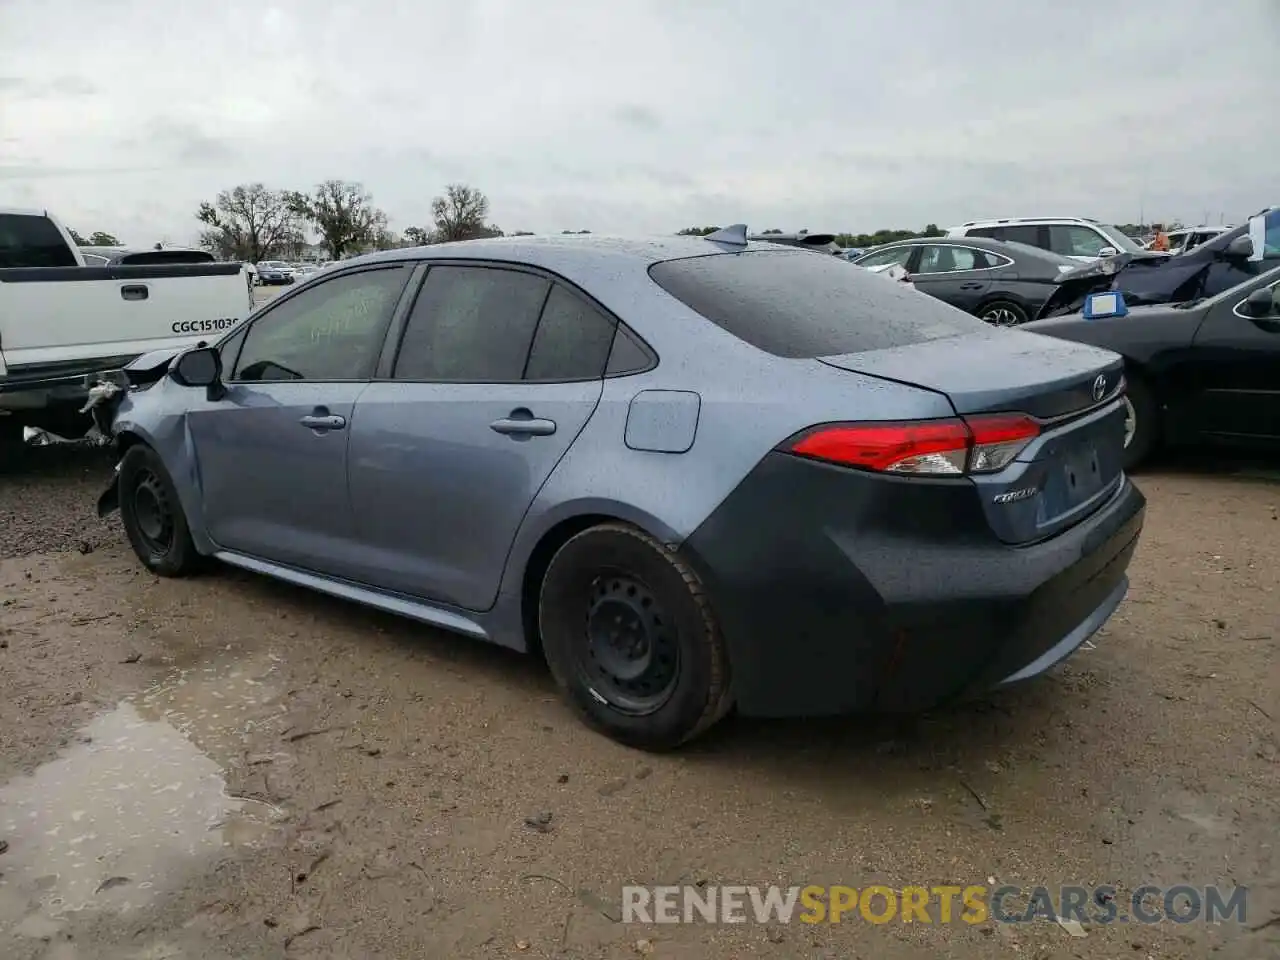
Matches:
[[1102, 228, 1144, 254]]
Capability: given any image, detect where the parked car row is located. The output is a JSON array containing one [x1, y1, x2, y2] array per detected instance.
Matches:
[[251, 259, 339, 286], [844, 209, 1280, 470]]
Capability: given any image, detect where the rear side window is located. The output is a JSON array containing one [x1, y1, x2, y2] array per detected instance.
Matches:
[[393, 265, 550, 381], [999, 225, 1042, 247], [0, 214, 78, 268], [524, 284, 616, 381], [648, 251, 986, 358]]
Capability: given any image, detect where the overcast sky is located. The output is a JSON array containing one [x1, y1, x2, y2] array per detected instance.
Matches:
[[1, 1, 1275, 246]]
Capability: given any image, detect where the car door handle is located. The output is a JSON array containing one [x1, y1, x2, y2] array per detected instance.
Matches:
[[121, 284, 149, 301], [490, 411, 556, 437], [959, 282, 984, 290], [299, 414, 346, 430]]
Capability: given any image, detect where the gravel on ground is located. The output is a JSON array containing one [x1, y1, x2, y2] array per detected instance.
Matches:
[[0, 446, 1276, 959]]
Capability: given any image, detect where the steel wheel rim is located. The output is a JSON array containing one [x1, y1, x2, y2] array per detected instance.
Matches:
[[982, 306, 1021, 326], [132, 469, 174, 554], [575, 571, 680, 716], [1122, 396, 1137, 449]]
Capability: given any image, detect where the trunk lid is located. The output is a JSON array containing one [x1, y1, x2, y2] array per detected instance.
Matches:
[[817, 328, 1128, 544]]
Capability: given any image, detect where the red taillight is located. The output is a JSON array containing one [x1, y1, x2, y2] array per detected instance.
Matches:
[[787, 414, 1040, 476]]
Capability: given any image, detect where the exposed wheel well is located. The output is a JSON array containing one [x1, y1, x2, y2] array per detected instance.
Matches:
[[521, 514, 637, 663], [116, 430, 146, 453]]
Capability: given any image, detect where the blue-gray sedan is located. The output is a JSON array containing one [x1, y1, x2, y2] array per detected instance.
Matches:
[[90, 226, 1145, 749]]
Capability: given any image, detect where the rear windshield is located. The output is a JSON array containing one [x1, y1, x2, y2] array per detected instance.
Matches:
[[0, 214, 78, 268], [118, 250, 216, 265], [648, 250, 987, 357]]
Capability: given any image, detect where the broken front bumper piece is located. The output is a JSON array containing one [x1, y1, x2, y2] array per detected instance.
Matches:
[[21, 374, 127, 448]]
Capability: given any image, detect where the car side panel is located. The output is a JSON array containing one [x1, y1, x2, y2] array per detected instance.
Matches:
[[489, 354, 958, 644]]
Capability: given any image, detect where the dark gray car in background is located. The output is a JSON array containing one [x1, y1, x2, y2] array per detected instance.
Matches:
[[853, 236, 1078, 325]]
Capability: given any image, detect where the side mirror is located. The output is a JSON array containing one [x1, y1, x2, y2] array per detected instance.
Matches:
[[1226, 236, 1254, 259], [1243, 289, 1275, 318], [170, 346, 224, 399], [1097, 246, 1119, 258]]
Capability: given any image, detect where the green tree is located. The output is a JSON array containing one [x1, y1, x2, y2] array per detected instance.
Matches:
[[677, 226, 719, 236], [833, 224, 945, 248], [286, 180, 388, 260], [402, 226, 432, 247], [196, 183, 303, 262], [88, 231, 120, 246]]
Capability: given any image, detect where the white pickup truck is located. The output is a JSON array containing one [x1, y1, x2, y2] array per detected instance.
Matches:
[[0, 208, 254, 436]]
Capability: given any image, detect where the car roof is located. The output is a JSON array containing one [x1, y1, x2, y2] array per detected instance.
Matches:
[[80, 246, 211, 259], [0, 207, 54, 217], [854, 234, 1073, 263], [954, 217, 1102, 228], [347, 233, 759, 275]]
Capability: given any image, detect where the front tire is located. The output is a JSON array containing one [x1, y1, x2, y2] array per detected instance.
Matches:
[[538, 523, 732, 750], [978, 300, 1029, 326], [118, 444, 203, 577]]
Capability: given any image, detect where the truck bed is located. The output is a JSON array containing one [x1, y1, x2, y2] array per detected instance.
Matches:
[[0, 262, 252, 381]]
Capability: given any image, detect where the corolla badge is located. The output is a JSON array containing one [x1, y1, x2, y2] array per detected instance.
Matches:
[[1091, 374, 1108, 402], [993, 487, 1038, 504]]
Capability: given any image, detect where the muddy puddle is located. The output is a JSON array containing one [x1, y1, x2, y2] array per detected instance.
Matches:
[[0, 653, 288, 939]]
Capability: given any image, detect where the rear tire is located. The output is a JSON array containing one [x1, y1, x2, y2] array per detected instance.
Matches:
[[118, 444, 204, 577], [538, 523, 732, 750], [978, 300, 1029, 326], [1121, 374, 1159, 471]]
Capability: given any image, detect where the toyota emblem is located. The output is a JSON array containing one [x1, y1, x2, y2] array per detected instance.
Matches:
[[1091, 374, 1107, 402]]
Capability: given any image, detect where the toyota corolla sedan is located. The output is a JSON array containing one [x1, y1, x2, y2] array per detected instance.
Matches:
[[88, 226, 1145, 750]]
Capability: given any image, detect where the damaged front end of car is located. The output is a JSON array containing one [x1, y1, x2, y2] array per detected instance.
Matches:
[[22, 347, 186, 518]]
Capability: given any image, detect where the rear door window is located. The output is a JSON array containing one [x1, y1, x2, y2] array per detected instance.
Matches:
[[392, 265, 550, 381], [916, 245, 989, 273], [648, 251, 986, 358], [0, 214, 78, 268], [1000, 225, 1043, 247]]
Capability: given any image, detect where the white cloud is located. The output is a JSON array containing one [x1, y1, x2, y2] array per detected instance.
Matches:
[[1, 0, 1275, 245]]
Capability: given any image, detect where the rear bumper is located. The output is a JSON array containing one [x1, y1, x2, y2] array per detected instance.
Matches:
[[680, 452, 1145, 717], [0, 355, 140, 410]]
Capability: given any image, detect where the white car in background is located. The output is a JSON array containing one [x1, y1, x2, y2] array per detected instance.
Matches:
[[1165, 225, 1232, 255], [946, 217, 1147, 263]]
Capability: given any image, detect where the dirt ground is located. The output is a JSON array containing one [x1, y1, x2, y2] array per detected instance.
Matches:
[[0, 445, 1276, 960]]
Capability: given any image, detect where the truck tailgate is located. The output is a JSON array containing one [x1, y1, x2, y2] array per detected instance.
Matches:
[[0, 263, 251, 372]]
